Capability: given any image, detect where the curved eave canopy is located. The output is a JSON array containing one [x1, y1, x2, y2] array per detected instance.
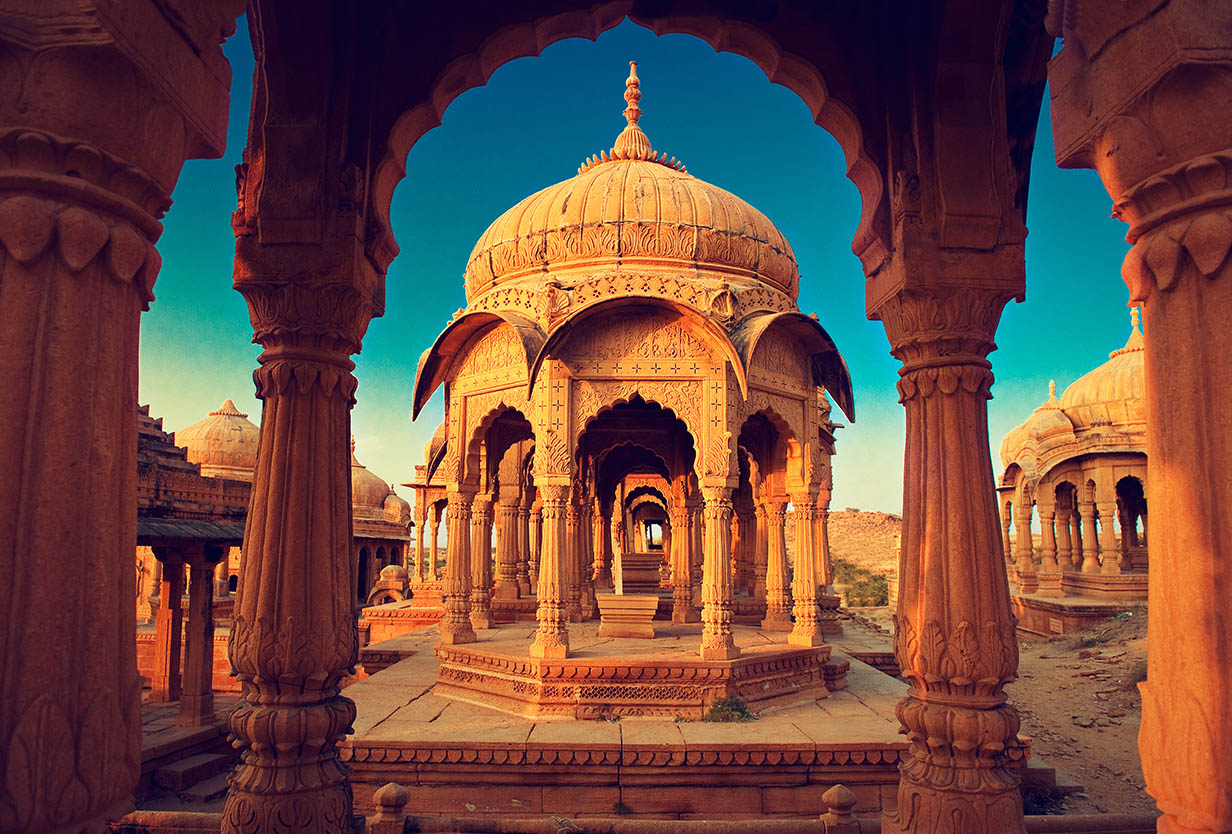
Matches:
[[424, 427, 449, 484], [412, 311, 546, 419], [732, 311, 855, 422], [528, 297, 750, 399]]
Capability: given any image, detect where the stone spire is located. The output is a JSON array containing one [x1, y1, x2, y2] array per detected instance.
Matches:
[[211, 398, 248, 418], [1110, 306, 1145, 358], [578, 62, 687, 173]]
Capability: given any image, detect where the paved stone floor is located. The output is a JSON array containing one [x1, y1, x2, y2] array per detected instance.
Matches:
[[348, 620, 906, 742], [341, 620, 912, 817]]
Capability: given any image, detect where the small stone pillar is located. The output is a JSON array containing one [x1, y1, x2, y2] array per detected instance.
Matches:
[[529, 500, 543, 588], [530, 484, 570, 658], [469, 494, 496, 628], [1014, 502, 1038, 592], [517, 497, 533, 595], [564, 499, 583, 622], [700, 484, 738, 660], [428, 502, 442, 581], [593, 502, 613, 591], [180, 545, 223, 726], [1000, 500, 1014, 569], [214, 556, 231, 598], [578, 501, 597, 618], [151, 550, 186, 702], [440, 490, 477, 644], [1078, 499, 1100, 573], [670, 502, 696, 623], [413, 506, 427, 582], [788, 494, 824, 647], [753, 501, 769, 601], [1055, 503, 1074, 574], [367, 782, 410, 834], [493, 491, 521, 599], [1097, 502, 1121, 575], [761, 499, 793, 631], [1037, 505, 1062, 597], [688, 498, 704, 611]]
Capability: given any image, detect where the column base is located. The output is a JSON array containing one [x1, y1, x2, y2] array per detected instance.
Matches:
[[529, 634, 569, 659], [178, 694, 215, 727], [469, 608, 496, 630], [517, 577, 532, 596], [492, 582, 521, 600], [1035, 571, 1064, 597], [883, 775, 1025, 834], [761, 610, 793, 632], [788, 629, 825, 647], [699, 643, 740, 661], [439, 622, 477, 645]]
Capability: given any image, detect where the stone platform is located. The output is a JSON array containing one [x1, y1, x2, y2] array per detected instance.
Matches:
[[434, 623, 836, 720], [339, 621, 978, 819], [1012, 592, 1146, 636]]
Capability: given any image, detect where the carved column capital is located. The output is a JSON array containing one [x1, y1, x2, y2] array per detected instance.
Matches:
[[874, 286, 1014, 375]]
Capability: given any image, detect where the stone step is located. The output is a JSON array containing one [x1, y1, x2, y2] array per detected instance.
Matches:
[[153, 753, 232, 792], [178, 771, 232, 803]]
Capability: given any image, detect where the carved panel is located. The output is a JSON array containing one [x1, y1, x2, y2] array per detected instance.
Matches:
[[557, 308, 714, 364], [572, 379, 703, 448], [454, 324, 528, 382]]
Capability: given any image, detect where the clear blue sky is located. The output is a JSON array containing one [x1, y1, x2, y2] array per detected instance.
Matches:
[[141, 18, 1133, 513]]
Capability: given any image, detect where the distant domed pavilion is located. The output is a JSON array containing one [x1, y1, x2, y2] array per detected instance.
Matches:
[[411, 64, 854, 712], [176, 398, 261, 482], [997, 309, 1147, 633]]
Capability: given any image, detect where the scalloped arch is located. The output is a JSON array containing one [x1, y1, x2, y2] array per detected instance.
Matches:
[[577, 388, 701, 476], [369, 9, 885, 279]]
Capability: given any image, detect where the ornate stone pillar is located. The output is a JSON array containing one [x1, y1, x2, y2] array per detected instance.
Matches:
[[150, 552, 186, 702], [493, 493, 521, 599], [1055, 500, 1074, 574], [0, 6, 241, 830], [1050, 8, 1232, 826], [1036, 505, 1062, 597], [530, 484, 570, 658], [529, 501, 543, 588], [214, 557, 231, 598], [816, 489, 842, 636], [1097, 502, 1121, 576], [688, 498, 704, 611], [579, 501, 596, 618], [439, 490, 477, 643], [469, 494, 495, 628], [225, 308, 368, 831], [788, 495, 824, 647], [1014, 501, 1038, 592], [429, 503, 442, 580], [700, 485, 738, 660], [517, 497, 533, 595], [761, 499, 793, 631], [593, 502, 613, 590], [564, 499, 583, 622], [1070, 507, 1085, 570], [670, 502, 694, 623], [999, 499, 1014, 569], [180, 546, 222, 726], [1078, 498, 1100, 573], [753, 502, 769, 601], [413, 507, 427, 582], [875, 287, 1024, 833]]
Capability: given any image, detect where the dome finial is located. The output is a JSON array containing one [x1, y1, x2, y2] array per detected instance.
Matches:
[[1049, 379, 1056, 399], [623, 61, 642, 126], [1110, 305, 1145, 358]]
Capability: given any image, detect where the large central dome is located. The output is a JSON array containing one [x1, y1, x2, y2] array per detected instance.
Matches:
[[463, 63, 798, 301]]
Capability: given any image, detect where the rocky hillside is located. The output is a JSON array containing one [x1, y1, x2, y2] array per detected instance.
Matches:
[[785, 509, 901, 577]]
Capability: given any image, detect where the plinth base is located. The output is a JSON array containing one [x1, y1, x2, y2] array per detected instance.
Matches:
[[435, 627, 831, 720]]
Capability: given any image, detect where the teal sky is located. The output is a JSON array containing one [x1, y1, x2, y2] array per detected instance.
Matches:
[[141, 19, 1133, 513]]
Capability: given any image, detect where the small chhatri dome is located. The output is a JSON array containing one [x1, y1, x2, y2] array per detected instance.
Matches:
[[176, 398, 260, 482], [352, 438, 396, 518], [1059, 307, 1145, 430], [999, 379, 1075, 469], [464, 62, 798, 300]]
